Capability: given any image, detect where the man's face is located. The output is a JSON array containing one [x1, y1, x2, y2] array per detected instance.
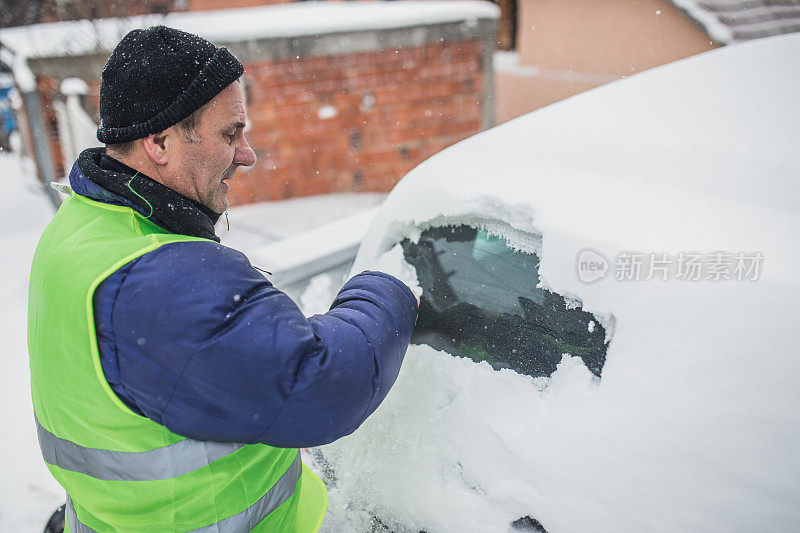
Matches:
[[171, 81, 256, 213]]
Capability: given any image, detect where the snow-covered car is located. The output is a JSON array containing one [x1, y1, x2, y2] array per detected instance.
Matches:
[[315, 34, 800, 533]]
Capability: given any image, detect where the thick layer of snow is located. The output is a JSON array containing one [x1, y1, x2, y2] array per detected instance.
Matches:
[[59, 78, 89, 96], [0, 2, 499, 62], [0, 154, 64, 530], [169, 2, 498, 44], [10, 54, 35, 92], [319, 35, 800, 532]]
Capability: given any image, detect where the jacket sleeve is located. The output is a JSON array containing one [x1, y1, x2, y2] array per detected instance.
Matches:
[[103, 241, 418, 448]]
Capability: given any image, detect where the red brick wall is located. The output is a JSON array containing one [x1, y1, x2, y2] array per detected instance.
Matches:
[[87, 81, 101, 123], [37, 76, 66, 180], [38, 0, 178, 23], [187, 0, 290, 11], [231, 39, 484, 205], [33, 38, 485, 204]]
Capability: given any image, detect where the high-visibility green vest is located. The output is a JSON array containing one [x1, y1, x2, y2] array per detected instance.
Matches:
[[28, 192, 327, 532]]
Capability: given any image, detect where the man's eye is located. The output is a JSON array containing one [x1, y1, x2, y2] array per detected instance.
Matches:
[[224, 133, 235, 143]]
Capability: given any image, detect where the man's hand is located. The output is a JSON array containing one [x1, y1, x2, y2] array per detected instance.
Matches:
[[409, 287, 420, 323]]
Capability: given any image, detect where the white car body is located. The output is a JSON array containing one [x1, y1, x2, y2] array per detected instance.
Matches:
[[317, 34, 800, 533]]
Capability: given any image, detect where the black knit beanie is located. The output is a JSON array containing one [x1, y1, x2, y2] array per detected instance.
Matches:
[[96, 26, 244, 144]]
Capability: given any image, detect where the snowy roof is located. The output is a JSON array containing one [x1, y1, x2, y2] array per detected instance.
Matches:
[[670, 0, 800, 44], [0, 1, 499, 61]]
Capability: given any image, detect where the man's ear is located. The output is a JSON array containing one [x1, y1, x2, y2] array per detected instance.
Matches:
[[142, 130, 169, 166]]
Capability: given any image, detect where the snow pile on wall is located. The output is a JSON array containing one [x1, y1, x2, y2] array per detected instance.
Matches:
[[316, 35, 800, 532], [0, 2, 499, 62]]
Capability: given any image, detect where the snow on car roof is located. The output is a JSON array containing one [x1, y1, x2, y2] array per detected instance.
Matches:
[[326, 35, 800, 533]]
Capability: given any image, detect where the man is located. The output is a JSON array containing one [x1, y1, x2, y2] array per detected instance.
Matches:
[[28, 26, 418, 532]]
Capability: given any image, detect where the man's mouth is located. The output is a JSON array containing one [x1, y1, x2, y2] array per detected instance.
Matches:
[[221, 167, 236, 183]]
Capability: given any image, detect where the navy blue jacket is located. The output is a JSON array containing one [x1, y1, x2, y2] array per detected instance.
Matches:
[[70, 150, 417, 448]]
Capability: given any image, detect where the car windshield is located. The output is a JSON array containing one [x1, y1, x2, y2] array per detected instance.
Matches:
[[401, 224, 609, 378]]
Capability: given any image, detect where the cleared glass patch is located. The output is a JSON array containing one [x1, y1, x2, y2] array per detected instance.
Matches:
[[401, 225, 609, 378]]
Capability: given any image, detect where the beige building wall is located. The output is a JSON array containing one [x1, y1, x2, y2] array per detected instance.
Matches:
[[497, 0, 719, 123]]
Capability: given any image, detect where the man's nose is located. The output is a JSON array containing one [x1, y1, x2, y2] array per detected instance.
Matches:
[[235, 139, 257, 167]]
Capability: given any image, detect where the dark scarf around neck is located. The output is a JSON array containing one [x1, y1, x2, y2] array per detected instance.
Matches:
[[76, 147, 221, 242]]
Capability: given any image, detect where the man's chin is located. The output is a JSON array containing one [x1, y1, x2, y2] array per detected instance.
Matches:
[[215, 182, 231, 213], [203, 195, 228, 216], [215, 198, 229, 214]]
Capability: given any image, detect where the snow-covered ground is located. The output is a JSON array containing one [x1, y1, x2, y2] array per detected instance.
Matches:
[[0, 153, 64, 530]]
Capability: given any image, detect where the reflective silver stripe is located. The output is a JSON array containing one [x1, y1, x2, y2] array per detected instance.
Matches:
[[36, 416, 244, 481], [65, 452, 302, 532], [192, 451, 302, 532], [65, 495, 96, 533]]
